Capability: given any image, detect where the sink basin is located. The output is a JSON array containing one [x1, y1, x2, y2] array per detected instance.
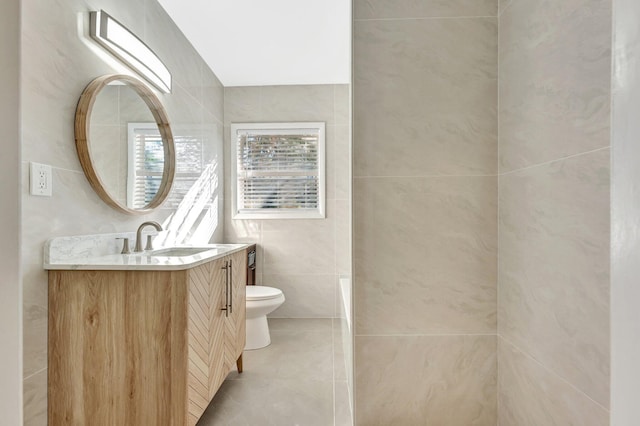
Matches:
[[147, 247, 212, 257]]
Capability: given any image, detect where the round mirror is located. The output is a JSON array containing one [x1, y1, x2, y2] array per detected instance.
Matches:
[[75, 74, 175, 215]]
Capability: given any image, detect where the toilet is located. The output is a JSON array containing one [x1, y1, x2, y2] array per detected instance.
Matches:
[[245, 286, 285, 350]]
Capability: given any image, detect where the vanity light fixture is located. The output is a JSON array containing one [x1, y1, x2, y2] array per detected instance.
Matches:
[[90, 10, 172, 93]]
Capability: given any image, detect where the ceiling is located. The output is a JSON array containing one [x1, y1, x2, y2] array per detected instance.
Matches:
[[157, 0, 351, 87]]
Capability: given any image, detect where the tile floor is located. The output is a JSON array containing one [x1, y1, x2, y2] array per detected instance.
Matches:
[[197, 318, 352, 426]]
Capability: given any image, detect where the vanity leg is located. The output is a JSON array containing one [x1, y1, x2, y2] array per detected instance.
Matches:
[[236, 354, 243, 373]]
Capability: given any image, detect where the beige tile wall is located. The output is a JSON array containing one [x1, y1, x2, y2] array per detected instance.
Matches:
[[611, 0, 640, 421], [498, 339, 609, 425], [224, 85, 351, 318], [353, 0, 498, 423], [21, 0, 226, 423], [0, 0, 22, 423], [498, 0, 611, 422], [356, 335, 497, 425]]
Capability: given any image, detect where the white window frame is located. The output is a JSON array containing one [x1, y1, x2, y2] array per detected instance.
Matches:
[[127, 122, 207, 210], [230, 122, 326, 220], [127, 122, 164, 209]]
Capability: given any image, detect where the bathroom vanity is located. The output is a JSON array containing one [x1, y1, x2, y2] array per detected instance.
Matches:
[[46, 243, 248, 426]]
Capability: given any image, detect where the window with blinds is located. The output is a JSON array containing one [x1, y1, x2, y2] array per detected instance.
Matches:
[[128, 123, 208, 210], [127, 123, 164, 209], [231, 122, 326, 219]]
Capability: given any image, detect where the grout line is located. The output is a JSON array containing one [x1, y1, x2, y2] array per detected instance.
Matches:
[[355, 332, 498, 337], [332, 318, 337, 426], [498, 335, 610, 413], [24, 367, 47, 381], [497, 4, 502, 421], [499, 146, 611, 176], [608, 0, 615, 412], [353, 173, 498, 179], [498, 0, 515, 18], [172, 79, 205, 110], [354, 15, 497, 22]]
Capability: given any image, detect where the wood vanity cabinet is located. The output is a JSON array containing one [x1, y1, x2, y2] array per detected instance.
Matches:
[[48, 250, 246, 426]]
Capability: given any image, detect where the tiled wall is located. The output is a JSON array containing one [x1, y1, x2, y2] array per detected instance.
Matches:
[[223, 85, 351, 319], [21, 0, 225, 423], [353, 1, 498, 424], [0, 0, 22, 423], [611, 0, 640, 422], [497, 0, 611, 423]]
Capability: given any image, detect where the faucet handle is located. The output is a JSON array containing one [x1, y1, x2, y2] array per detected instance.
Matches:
[[116, 237, 131, 254], [145, 234, 155, 251]]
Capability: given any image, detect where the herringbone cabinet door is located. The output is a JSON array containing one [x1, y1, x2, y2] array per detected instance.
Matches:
[[187, 262, 213, 424]]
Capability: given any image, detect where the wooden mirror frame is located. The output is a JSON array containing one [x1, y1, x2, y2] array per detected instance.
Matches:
[[75, 74, 175, 215]]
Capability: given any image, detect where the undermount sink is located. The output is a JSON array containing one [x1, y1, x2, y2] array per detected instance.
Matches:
[[147, 247, 213, 257]]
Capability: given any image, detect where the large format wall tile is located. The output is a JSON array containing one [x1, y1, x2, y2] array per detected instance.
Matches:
[[267, 274, 337, 318], [356, 335, 496, 425], [202, 67, 224, 123], [335, 380, 353, 426], [223, 86, 261, 124], [334, 85, 350, 126], [354, 0, 498, 19], [262, 226, 336, 276], [611, 0, 640, 419], [22, 253, 48, 379], [335, 199, 351, 276], [498, 149, 610, 407], [334, 125, 351, 201], [499, 0, 513, 15], [499, 0, 612, 172], [24, 370, 47, 426], [260, 85, 337, 125], [498, 338, 609, 425], [354, 18, 497, 177], [355, 176, 497, 334]]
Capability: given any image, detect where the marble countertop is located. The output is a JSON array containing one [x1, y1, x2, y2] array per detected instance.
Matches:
[[44, 243, 249, 271]]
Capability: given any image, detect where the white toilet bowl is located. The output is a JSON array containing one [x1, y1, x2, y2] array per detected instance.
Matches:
[[245, 286, 285, 350]]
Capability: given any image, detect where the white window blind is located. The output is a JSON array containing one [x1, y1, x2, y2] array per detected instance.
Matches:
[[128, 123, 208, 210], [128, 123, 164, 209], [231, 122, 325, 219]]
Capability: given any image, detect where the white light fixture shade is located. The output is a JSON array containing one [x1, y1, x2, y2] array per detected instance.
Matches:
[[90, 10, 172, 93]]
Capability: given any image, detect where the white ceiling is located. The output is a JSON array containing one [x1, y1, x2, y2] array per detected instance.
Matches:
[[157, 0, 351, 87]]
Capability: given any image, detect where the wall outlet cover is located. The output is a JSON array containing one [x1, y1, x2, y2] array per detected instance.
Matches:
[[30, 162, 52, 197]]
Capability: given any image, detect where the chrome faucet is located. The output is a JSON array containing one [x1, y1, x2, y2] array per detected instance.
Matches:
[[135, 221, 163, 252]]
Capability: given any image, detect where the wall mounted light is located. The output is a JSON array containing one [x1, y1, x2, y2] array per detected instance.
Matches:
[[90, 10, 172, 93]]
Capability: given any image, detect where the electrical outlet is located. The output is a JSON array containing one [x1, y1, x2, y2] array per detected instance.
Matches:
[[30, 162, 52, 197]]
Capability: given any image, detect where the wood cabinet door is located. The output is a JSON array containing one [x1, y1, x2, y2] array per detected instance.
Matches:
[[208, 257, 228, 399], [187, 262, 214, 424], [223, 251, 247, 370], [186, 257, 228, 424], [230, 251, 247, 358], [48, 270, 189, 426]]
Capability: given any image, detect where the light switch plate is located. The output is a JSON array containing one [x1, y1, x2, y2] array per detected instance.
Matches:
[[30, 162, 52, 197]]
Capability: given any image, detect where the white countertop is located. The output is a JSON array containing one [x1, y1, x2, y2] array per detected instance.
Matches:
[[44, 244, 250, 271]]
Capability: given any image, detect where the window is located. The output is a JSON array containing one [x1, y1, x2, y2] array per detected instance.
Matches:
[[127, 123, 209, 210], [231, 122, 326, 219], [127, 122, 164, 209]]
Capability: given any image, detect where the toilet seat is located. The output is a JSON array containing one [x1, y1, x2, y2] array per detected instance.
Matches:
[[246, 285, 283, 301]]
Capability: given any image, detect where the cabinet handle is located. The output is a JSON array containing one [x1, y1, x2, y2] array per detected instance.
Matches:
[[221, 261, 229, 317], [229, 259, 233, 314]]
